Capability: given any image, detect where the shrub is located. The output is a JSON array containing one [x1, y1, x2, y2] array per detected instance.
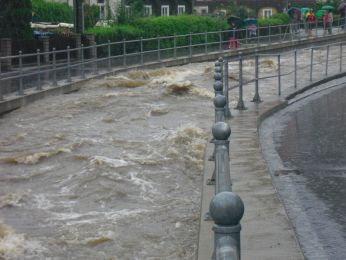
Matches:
[[32, 0, 73, 23], [84, 5, 99, 29], [270, 13, 290, 24], [0, 0, 32, 39]]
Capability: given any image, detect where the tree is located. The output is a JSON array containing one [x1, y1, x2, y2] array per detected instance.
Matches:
[[0, 0, 32, 39]]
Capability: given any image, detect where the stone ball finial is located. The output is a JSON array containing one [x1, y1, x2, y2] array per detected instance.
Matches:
[[212, 122, 231, 140], [218, 57, 224, 62], [213, 81, 223, 92], [214, 73, 222, 81], [209, 191, 244, 226], [215, 66, 222, 73], [214, 95, 226, 108]]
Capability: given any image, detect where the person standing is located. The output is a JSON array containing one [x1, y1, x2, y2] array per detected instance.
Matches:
[[323, 11, 329, 35]]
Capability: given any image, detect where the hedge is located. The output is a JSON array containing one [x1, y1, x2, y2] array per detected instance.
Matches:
[[258, 13, 290, 27], [86, 15, 228, 54], [32, 0, 73, 23]]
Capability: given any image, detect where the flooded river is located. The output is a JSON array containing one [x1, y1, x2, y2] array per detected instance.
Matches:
[[260, 81, 346, 259], [0, 45, 340, 259]]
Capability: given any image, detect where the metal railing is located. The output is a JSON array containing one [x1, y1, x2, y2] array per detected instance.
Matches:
[[1, 18, 346, 100], [207, 39, 346, 258], [207, 58, 244, 260], [224, 40, 346, 111]]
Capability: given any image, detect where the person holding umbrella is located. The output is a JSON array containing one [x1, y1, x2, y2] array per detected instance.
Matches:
[[338, 1, 346, 29]]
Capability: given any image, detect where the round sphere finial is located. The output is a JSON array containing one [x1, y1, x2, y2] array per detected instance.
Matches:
[[209, 191, 244, 226], [214, 73, 222, 81], [215, 66, 222, 73], [212, 121, 231, 140], [214, 95, 226, 108], [215, 61, 221, 67], [213, 81, 223, 92], [218, 57, 224, 62]]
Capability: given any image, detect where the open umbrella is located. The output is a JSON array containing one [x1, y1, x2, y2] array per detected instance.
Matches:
[[301, 7, 310, 13], [337, 2, 346, 11], [315, 9, 326, 18], [227, 16, 243, 27], [321, 5, 335, 11], [287, 7, 301, 17], [244, 18, 257, 26]]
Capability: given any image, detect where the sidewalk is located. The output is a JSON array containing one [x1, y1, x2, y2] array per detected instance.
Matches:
[[197, 98, 304, 260]]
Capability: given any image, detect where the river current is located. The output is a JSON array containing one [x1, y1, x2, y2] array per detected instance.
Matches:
[[0, 51, 317, 259]]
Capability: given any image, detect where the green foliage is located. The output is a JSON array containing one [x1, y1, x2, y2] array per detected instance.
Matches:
[[32, 0, 73, 23], [87, 24, 143, 42], [84, 5, 99, 29], [258, 13, 290, 27], [0, 0, 32, 39], [134, 15, 228, 38], [271, 13, 290, 24]]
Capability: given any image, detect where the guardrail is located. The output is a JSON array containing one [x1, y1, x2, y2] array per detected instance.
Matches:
[[206, 41, 346, 258], [224, 40, 346, 111], [1, 18, 346, 100], [207, 58, 244, 260]]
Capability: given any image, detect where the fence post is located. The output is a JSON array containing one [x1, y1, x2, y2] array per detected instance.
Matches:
[[278, 54, 281, 96], [257, 27, 260, 46], [80, 44, 85, 79], [315, 19, 318, 38], [224, 57, 232, 118], [294, 49, 297, 88], [108, 40, 112, 71], [340, 43, 343, 73], [245, 27, 248, 44], [140, 37, 143, 65], [37, 49, 42, 91], [268, 25, 271, 44], [236, 52, 246, 110], [205, 32, 208, 54], [174, 34, 177, 59], [158, 35, 161, 62], [0, 61, 2, 101], [52, 48, 57, 86], [310, 47, 314, 82], [219, 30, 222, 52], [123, 39, 127, 67], [67, 46, 72, 83], [325, 45, 329, 76], [18, 51, 24, 96], [189, 32, 192, 58], [209, 121, 244, 260], [210, 191, 244, 260], [93, 42, 98, 75], [279, 25, 282, 42], [252, 50, 262, 102]]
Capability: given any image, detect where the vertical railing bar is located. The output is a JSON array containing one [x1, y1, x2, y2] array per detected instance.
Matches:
[[52, 47, 57, 86], [37, 49, 42, 90], [310, 47, 314, 82], [278, 54, 281, 96], [108, 40, 112, 71], [67, 46, 72, 82], [123, 38, 127, 67], [140, 37, 143, 65], [325, 45, 329, 76], [18, 51, 24, 95], [294, 49, 297, 88], [81, 44, 85, 79], [340, 43, 343, 73]]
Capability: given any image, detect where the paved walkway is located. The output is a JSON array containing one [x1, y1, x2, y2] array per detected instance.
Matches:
[[198, 99, 304, 260]]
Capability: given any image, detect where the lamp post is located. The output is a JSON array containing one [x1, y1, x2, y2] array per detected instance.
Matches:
[[73, 0, 84, 34]]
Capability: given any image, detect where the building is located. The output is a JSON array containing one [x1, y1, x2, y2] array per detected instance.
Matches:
[[193, 0, 316, 17]]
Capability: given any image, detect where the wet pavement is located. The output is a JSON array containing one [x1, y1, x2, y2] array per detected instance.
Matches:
[[260, 79, 346, 259]]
